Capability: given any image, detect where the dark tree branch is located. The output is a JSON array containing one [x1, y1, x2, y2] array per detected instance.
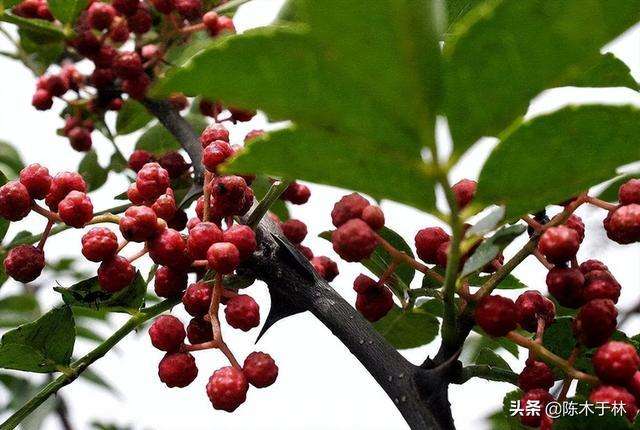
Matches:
[[148, 101, 457, 430], [142, 99, 204, 183]]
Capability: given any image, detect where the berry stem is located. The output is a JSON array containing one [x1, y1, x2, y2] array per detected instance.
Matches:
[[180, 22, 205, 34], [126, 245, 148, 263], [207, 273, 241, 369], [6, 204, 130, 248], [473, 194, 588, 301], [203, 171, 212, 222], [522, 215, 543, 231], [532, 249, 553, 270], [37, 219, 54, 250], [117, 239, 129, 253], [31, 203, 61, 223], [376, 234, 444, 284], [506, 331, 598, 385], [209, 273, 223, 341], [557, 347, 581, 402], [378, 259, 400, 287], [585, 196, 618, 212], [455, 364, 518, 385]]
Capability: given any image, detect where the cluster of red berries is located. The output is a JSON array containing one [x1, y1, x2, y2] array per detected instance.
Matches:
[[141, 123, 291, 411], [469, 179, 640, 426], [0, 164, 94, 282], [148, 314, 278, 412], [326, 180, 476, 323], [20, 0, 254, 153]]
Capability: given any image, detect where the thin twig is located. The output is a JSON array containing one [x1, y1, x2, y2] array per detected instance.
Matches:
[[246, 179, 291, 229]]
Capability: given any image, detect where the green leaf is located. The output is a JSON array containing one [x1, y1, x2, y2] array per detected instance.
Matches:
[[156, 10, 441, 149], [156, 3, 443, 212], [18, 32, 64, 74], [115, 100, 154, 135], [81, 368, 116, 393], [373, 305, 439, 349], [135, 114, 207, 156], [461, 224, 526, 276], [109, 151, 128, 173], [227, 126, 438, 212], [47, 0, 87, 24], [468, 330, 519, 358], [75, 325, 105, 343], [55, 273, 147, 314], [164, 30, 212, 68], [444, 0, 640, 154], [476, 105, 640, 219], [468, 273, 527, 290], [3, 0, 23, 8], [597, 173, 640, 203], [567, 53, 640, 91], [0, 13, 66, 39], [78, 150, 108, 191], [0, 306, 75, 373], [0, 140, 24, 179], [553, 405, 632, 429], [320, 226, 416, 296], [474, 347, 512, 371], [466, 206, 505, 237], [0, 294, 40, 328], [445, 0, 484, 28]]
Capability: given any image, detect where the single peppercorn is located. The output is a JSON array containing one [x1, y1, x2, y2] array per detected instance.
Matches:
[[206, 366, 248, 412], [58, 191, 93, 228], [4, 245, 45, 283], [97, 256, 135, 293], [332, 219, 378, 262], [281, 219, 307, 244], [182, 282, 212, 317], [187, 222, 224, 260], [81, 227, 118, 262], [573, 299, 618, 348], [119, 205, 159, 242], [0, 181, 32, 221], [19, 164, 51, 200], [451, 179, 477, 209], [537, 226, 580, 264], [207, 242, 240, 274], [546, 267, 585, 309], [243, 352, 278, 388], [415, 227, 450, 264], [474, 295, 518, 337], [593, 341, 640, 385], [158, 352, 198, 388], [515, 290, 556, 332], [331, 193, 369, 227], [311, 256, 339, 282], [224, 294, 260, 331], [148, 315, 186, 352], [518, 360, 554, 392], [186, 317, 213, 344], [154, 266, 187, 298]]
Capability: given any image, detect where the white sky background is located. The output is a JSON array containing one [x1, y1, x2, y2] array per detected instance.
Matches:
[[0, 1, 639, 429]]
